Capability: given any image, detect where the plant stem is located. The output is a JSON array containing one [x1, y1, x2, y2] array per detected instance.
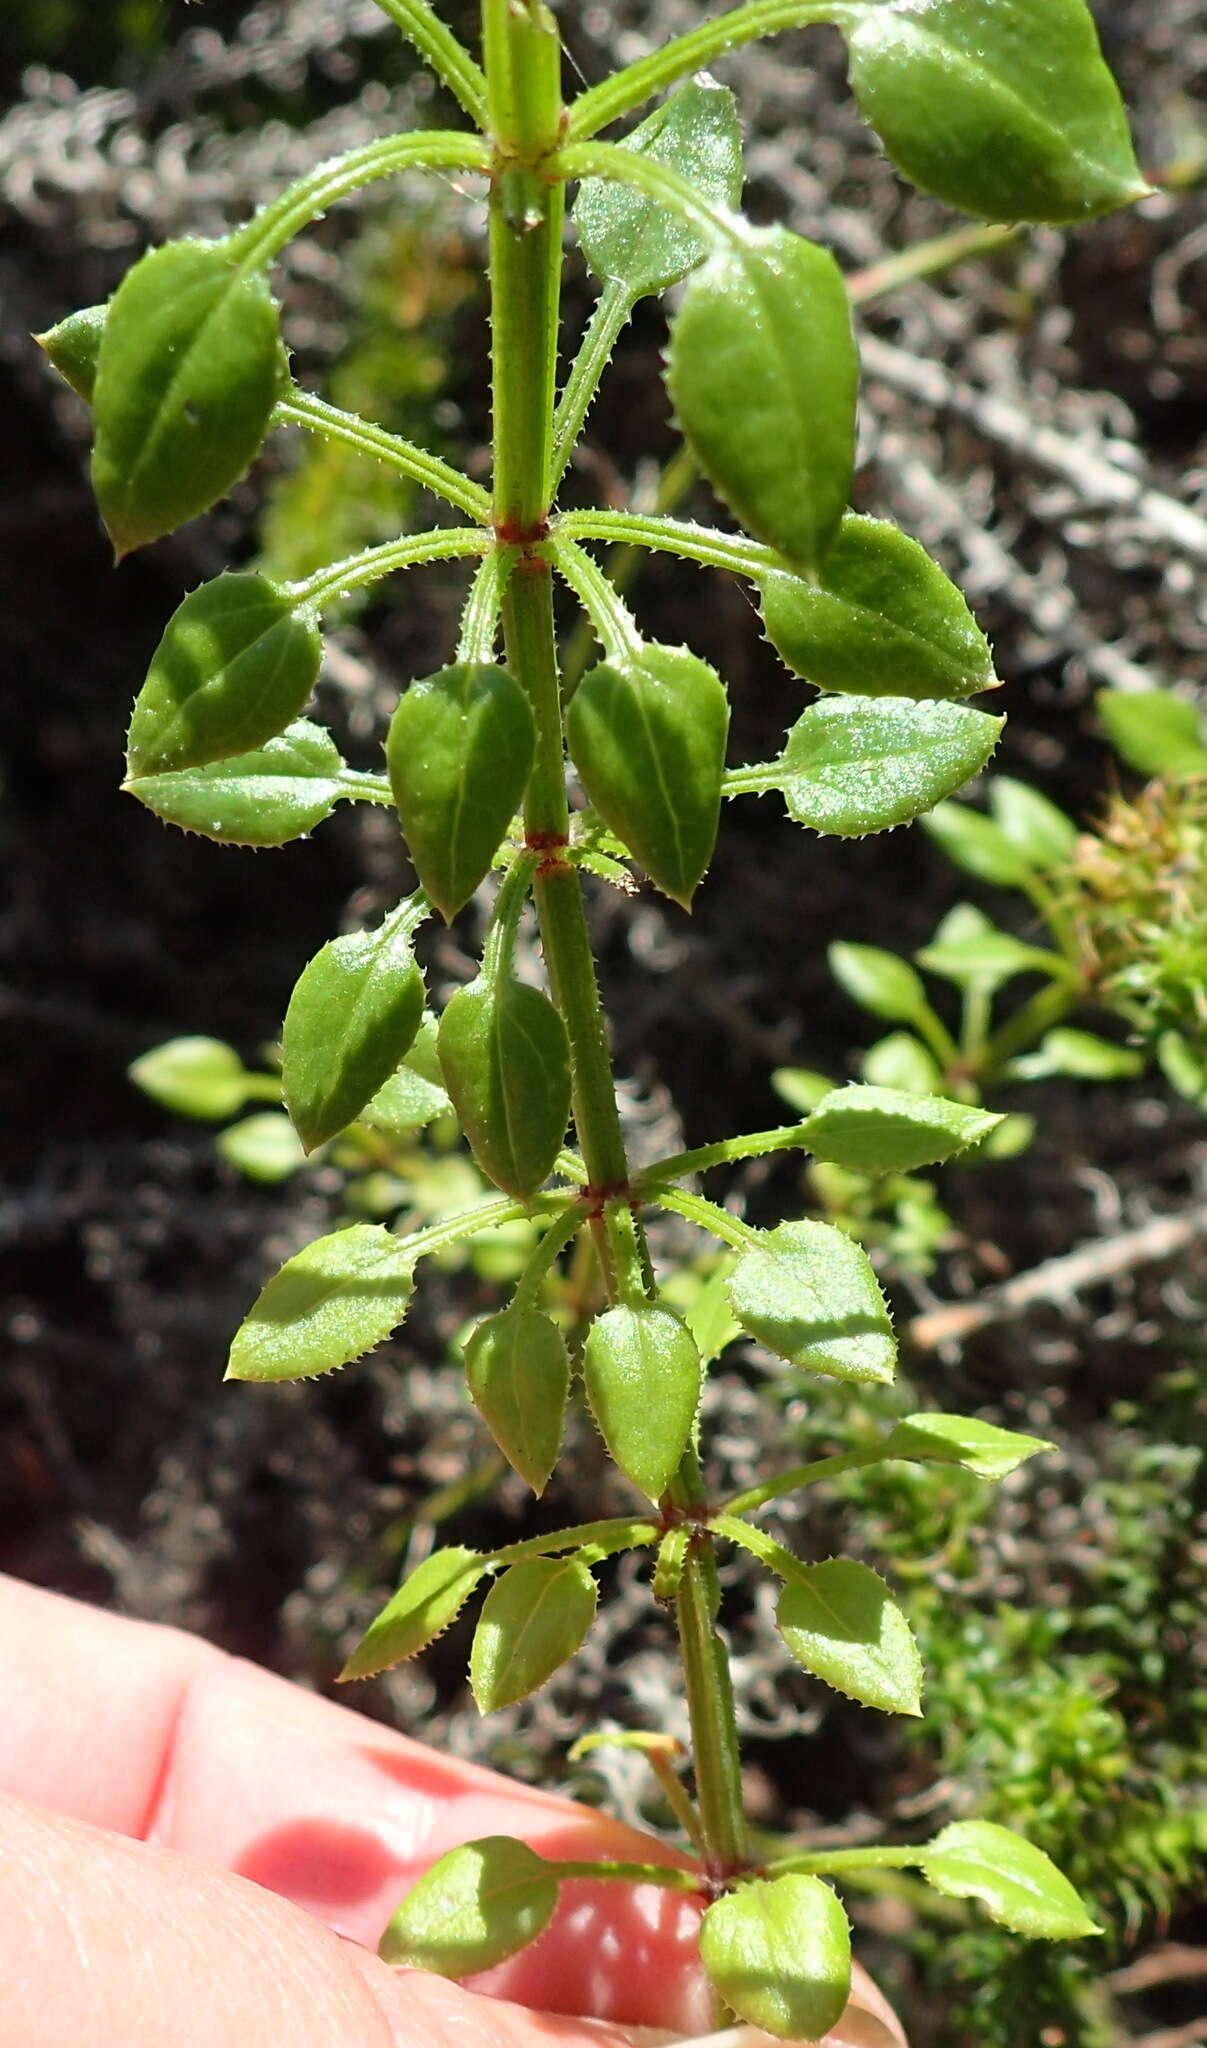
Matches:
[[368, 0, 489, 124], [275, 390, 491, 523], [558, 508, 780, 580], [543, 1858, 704, 1892], [976, 977, 1082, 1081], [549, 279, 635, 495], [292, 526, 490, 609], [233, 132, 491, 270], [484, 9, 752, 1884], [637, 1119, 817, 1188]]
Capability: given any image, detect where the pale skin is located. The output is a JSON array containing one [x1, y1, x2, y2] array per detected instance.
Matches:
[[0, 1574, 906, 2047]]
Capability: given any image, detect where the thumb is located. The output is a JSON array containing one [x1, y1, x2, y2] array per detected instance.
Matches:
[[0, 1792, 659, 2048]]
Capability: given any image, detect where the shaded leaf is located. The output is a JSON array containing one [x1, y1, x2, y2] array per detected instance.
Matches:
[[883, 1412, 1052, 1480], [916, 928, 1066, 994], [829, 942, 929, 1024], [759, 516, 997, 702], [1097, 689, 1207, 779], [216, 1112, 306, 1183], [775, 693, 1002, 835], [378, 1837, 558, 1976], [802, 1083, 1002, 1172], [282, 903, 425, 1152], [360, 1017, 452, 1135], [989, 777, 1078, 865], [700, 1874, 851, 2042], [340, 1546, 485, 1679], [125, 574, 321, 778], [92, 237, 282, 555], [439, 976, 571, 1201], [667, 226, 857, 574], [128, 1036, 251, 1121], [922, 800, 1036, 886], [575, 75, 743, 298], [127, 720, 344, 846], [861, 1033, 942, 1094], [776, 1559, 923, 1715], [729, 1220, 896, 1383], [387, 665, 534, 922], [919, 1820, 1101, 1939], [226, 1223, 413, 1382], [1009, 1027, 1144, 1082], [843, 0, 1147, 224], [465, 1306, 570, 1495], [583, 1304, 701, 1501], [470, 1557, 597, 1711], [567, 644, 729, 906]]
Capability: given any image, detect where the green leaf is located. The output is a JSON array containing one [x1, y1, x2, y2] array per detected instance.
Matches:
[[282, 903, 425, 1152], [883, 1412, 1053, 1479], [802, 1083, 1002, 1172], [774, 693, 1003, 836], [126, 720, 344, 846], [922, 800, 1036, 886], [341, 1547, 485, 1680], [776, 1559, 923, 1715], [1009, 1027, 1144, 1082], [128, 1035, 252, 1121], [470, 1557, 597, 1712], [387, 665, 534, 922], [37, 301, 106, 403], [916, 928, 1066, 994], [771, 1067, 835, 1116], [378, 1837, 558, 1977], [700, 1874, 851, 2042], [862, 1032, 942, 1094], [989, 777, 1078, 865], [667, 226, 857, 575], [360, 1018, 452, 1135], [125, 574, 321, 779], [582, 1304, 702, 1501], [728, 1220, 896, 1383], [981, 1111, 1035, 1159], [92, 237, 283, 555], [759, 516, 997, 702], [567, 645, 729, 906], [216, 1112, 306, 1183], [575, 75, 743, 299], [918, 1821, 1101, 1939], [226, 1222, 414, 1382], [465, 1306, 570, 1495], [1097, 689, 1207, 779], [842, 0, 1148, 224], [438, 977, 571, 1200], [829, 941, 929, 1024]]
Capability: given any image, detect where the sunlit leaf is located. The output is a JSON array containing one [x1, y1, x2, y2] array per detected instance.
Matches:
[[575, 75, 743, 298], [378, 1837, 558, 1975], [470, 1557, 597, 1711], [226, 1223, 413, 1382], [776, 1559, 923, 1715], [583, 1304, 701, 1501], [729, 1220, 896, 1383], [340, 1547, 485, 1679], [700, 1874, 851, 2042]]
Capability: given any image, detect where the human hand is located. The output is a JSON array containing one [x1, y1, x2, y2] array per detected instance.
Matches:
[[0, 1574, 906, 2046]]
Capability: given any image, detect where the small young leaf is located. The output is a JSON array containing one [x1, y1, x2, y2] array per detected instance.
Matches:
[[829, 942, 929, 1025], [771, 1067, 835, 1116], [387, 665, 534, 922], [567, 645, 729, 906], [918, 1820, 1101, 1939], [922, 801, 1036, 887], [728, 1220, 896, 1383], [862, 1033, 942, 1095], [776, 1559, 923, 1715], [1009, 1027, 1144, 1082], [126, 575, 321, 779], [465, 1307, 570, 1495], [801, 1083, 1002, 1172], [92, 237, 283, 555], [128, 1036, 252, 1121], [774, 694, 1003, 836], [915, 928, 1065, 994], [583, 1304, 702, 1501], [652, 1526, 690, 1603], [843, 0, 1148, 224], [989, 778, 1078, 866], [341, 1547, 485, 1680], [1097, 689, 1207, 779], [470, 1557, 597, 1712], [216, 1112, 306, 1183], [438, 977, 571, 1200], [126, 720, 344, 846], [378, 1837, 558, 1976], [883, 1412, 1053, 1480], [575, 75, 744, 299], [759, 517, 997, 703], [37, 301, 106, 403], [226, 1223, 414, 1383], [282, 904, 425, 1153], [700, 1874, 851, 2043], [667, 226, 857, 575]]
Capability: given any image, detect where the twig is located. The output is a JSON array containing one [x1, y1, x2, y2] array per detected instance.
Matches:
[[1110, 1948, 1207, 1996], [907, 1200, 1207, 1350]]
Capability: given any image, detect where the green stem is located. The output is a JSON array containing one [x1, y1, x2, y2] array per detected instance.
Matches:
[[976, 977, 1082, 1082], [292, 527, 490, 610], [542, 1858, 704, 1892], [554, 141, 742, 246], [722, 764, 783, 799], [399, 1189, 565, 1263], [275, 390, 491, 524], [546, 537, 644, 665], [490, 1517, 659, 1568], [369, 0, 489, 124], [456, 544, 519, 662], [511, 1205, 584, 1314], [637, 1120, 817, 1189], [653, 1186, 763, 1254], [676, 1532, 750, 1876], [765, 1844, 924, 1879], [557, 508, 779, 580], [564, 1, 839, 141], [549, 279, 635, 495], [233, 132, 491, 270], [722, 1450, 885, 1518]]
